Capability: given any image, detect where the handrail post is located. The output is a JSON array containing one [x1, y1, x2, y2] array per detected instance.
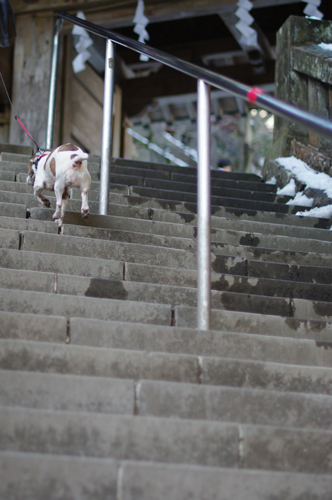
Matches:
[[46, 17, 63, 150], [99, 39, 115, 215], [197, 79, 211, 331]]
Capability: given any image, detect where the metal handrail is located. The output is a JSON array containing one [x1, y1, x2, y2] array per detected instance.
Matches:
[[47, 12, 332, 331]]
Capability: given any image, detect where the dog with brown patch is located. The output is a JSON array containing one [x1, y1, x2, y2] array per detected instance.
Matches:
[[27, 143, 91, 228]]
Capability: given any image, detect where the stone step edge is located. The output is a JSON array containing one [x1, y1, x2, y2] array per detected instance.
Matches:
[[3, 338, 332, 397], [2, 451, 332, 500], [3, 370, 332, 432], [2, 311, 332, 362], [1, 405, 332, 475]]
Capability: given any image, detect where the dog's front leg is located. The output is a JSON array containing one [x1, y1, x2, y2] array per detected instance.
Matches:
[[34, 185, 51, 208], [80, 188, 90, 218]]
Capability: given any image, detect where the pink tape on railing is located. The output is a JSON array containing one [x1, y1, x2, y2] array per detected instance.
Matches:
[[247, 87, 265, 104]]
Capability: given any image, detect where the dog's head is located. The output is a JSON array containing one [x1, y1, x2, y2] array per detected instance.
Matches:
[[27, 150, 48, 186]]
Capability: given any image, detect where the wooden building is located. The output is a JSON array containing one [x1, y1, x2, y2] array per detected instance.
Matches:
[[1, 0, 332, 157]]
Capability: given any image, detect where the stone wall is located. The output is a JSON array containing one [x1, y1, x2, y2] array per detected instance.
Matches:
[[267, 15, 332, 163]]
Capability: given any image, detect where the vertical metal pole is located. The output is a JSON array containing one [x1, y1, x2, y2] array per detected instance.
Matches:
[[46, 17, 63, 150], [99, 39, 115, 215], [197, 79, 211, 330]]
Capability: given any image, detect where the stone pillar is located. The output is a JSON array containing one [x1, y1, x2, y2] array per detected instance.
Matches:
[[9, 15, 53, 149], [271, 15, 332, 159]]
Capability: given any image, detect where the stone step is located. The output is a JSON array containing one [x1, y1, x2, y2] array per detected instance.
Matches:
[[0, 248, 124, 280], [212, 274, 332, 303], [18, 222, 332, 273], [1, 256, 332, 311], [20, 230, 197, 269], [2, 338, 332, 395], [212, 241, 332, 268], [28, 202, 332, 245], [0, 185, 301, 223], [128, 185, 303, 214], [0, 311, 67, 343], [0, 171, 15, 181], [141, 177, 288, 204], [0, 202, 26, 219], [2, 369, 332, 431], [68, 317, 332, 365], [174, 306, 332, 339], [1, 406, 332, 473], [29, 201, 329, 234], [1, 452, 332, 500], [0, 288, 172, 326], [0, 143, 33, 155], [1, 311, 331, 365], [172, 171, 278, 193], [0, 267, 203, 308], [111, 157, 262, 182]]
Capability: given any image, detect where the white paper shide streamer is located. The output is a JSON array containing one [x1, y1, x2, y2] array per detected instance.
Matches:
[[234, 0, 259, 50], [72, 12, 94, 73], [303, 0, 323, 20], [133, 0, 149, 61]]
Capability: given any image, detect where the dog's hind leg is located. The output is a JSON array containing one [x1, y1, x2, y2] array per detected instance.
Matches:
[[53, 179, 66, 226]]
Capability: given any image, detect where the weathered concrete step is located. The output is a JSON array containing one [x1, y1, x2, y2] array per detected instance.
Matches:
[[212, 274, 332, 303], [175, 306, 332, 340], [1, 406, 332, 473], [3, 338, 332, 395], [136, 379, 332, 430], [129, 185, 303, 215], [107, 192, 330, 229], [107, 460, 332, 500], [0, 202, 26, 219], [69, 317, 332, 366], [20, 231, 197, 270], [0, 311, 67, 343], [141, 177, 289, 204], [0, 451, 119, 500], [212, 254, 332, 285], [211, 228, 332, 254], [29, 201, 330, 235], [0, 288, 172, 326], [209, 289, 332, 321], [1, 311, 331, 366], [0, 370, 134, 415], [0, 171, 15, 181], [172, 171, 278, 193], [111, 157, 262, 182], [0, 143, 33, 155], [0, 228, 20, 249], [3, 369, 332, 431], [0, 247, 200, 289], [1, 259, 331, 311], [0, 267, 205, 308], [0, 248, 124, 280], [212, 241, 332, 268], [2, 453, 332, 500]]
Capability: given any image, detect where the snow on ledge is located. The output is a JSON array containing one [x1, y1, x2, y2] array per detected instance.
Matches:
[[275, 156, 332, 219]]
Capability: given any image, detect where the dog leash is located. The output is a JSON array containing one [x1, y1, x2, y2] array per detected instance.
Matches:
[[0, 71, 44, 153]]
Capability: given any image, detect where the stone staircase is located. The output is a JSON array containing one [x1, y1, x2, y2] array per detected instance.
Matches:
[[1, 143, 332, 498]]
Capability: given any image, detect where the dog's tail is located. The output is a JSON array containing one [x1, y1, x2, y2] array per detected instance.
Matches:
[[72, 151, 89, 169]]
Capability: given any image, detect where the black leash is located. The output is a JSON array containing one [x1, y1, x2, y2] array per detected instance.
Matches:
[[0, 71, 44, 153]]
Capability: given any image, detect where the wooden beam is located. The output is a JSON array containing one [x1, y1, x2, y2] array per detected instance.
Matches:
[[12, 0, 300, 26]]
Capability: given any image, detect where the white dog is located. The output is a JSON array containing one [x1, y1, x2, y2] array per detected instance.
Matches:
[[27, 143, 91, 228]]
